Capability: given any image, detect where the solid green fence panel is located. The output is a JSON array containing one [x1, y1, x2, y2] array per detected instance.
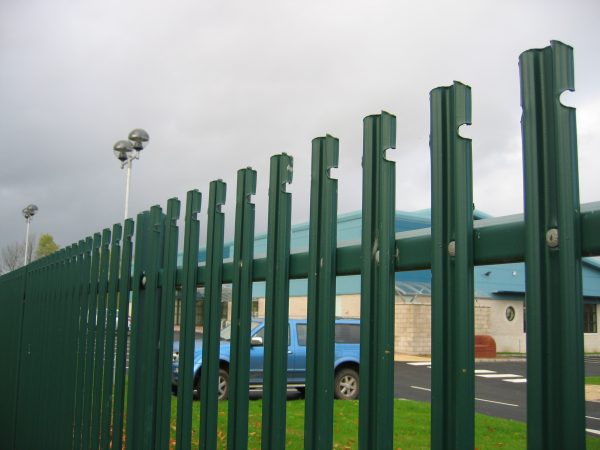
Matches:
[[430, 81, 474, 450], [52, 247, 69, 450], [155, 198, 181, 450], [38, 254, 52, 446], [200, 180, 227, 450], [50, 250, 68, 447], [14, 262, 37, 450], [55, 246, 77, 450], [100, 224, 123, 450], [304, 134, 339, 450], [176, 189, 202, 450], [91, 229, 112, 448], [78, 232, 102, 450], [72, 237, 94, 450], [227, 167, 257, 450], [42, 252, 61, 448], [520, 40, 585, 450], [112, 219, 134, 450], [36, 254, 52, 447], [262, 153, 294, 450], [359, 111, 396, 450], [126, 206, 165, 450], [0, 267, 26, 449]]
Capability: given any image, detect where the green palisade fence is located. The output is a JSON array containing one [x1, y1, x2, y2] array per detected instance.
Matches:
[[1, 41, 599, 450]]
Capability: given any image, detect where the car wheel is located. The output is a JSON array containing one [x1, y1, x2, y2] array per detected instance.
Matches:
[[218, 368, 229, 401], [296, 387, 306, 398], [193, 369, 229, 401], [334, 367, 359, 400]]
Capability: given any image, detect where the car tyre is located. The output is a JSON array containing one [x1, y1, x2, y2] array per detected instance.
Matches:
[[334, 367, 359, 400], [193, 368, 229, 401], [217, 368, 229, 401]]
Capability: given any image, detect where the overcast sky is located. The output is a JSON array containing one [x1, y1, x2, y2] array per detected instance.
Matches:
[[1, 0, 598, 252]]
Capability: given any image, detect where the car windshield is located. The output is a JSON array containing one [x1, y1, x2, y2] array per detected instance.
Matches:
[[220, 321, 262, 341]]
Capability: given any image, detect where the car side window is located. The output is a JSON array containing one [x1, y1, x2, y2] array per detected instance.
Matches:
[[296, 324, 307, 346], [253, 325, 291, 345], [335, 324, 360, 343]]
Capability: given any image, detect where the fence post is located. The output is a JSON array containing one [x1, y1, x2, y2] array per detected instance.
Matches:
[[100, 224, 123, 450], [200, 180, 227, 450], [71, 237, 93, 450], [176, 190, 202, 450], [55, 245, 78, 450], [155, 198, 181, 450], [430, 81, 474, 450], [112, 219, 134, 449], [262, 153, 294, 450], [359, 111, 396, 450], [304, 134, 339, 450], [520, 40, 585, 450], [77, 232, 102, 450], [227, 168, 257, 450], [91, 228, 112, 448]]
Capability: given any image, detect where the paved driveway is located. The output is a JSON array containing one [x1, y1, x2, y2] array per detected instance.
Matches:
[[393, 357, 600, 436]]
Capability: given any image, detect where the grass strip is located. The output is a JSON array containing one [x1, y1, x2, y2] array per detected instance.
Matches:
[[166, 396, 600, 449]]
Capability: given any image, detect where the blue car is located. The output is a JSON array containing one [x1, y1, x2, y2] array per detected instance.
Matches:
[[172, 318, 360, 400]]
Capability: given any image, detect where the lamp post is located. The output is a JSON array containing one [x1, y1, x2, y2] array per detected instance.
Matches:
[[22, 204, 38, 266], [113, 129, 149, 220]]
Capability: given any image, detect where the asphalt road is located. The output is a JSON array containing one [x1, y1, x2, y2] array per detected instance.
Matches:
[[393, 357, 600, 436]]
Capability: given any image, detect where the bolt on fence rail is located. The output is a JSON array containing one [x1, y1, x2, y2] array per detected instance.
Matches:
[[1, 40, 599, 450]]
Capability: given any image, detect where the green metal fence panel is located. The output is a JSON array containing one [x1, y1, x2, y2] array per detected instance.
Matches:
[[112, 219, 134, 450], [78, 232, 102, 450], [430, 81, 475, 450], [156, 199, 181, 450], [100, 224, 123, 450], [520, 40, 585, 450], [72, 237, 93, 450], [126, 206, 165, 450], [262, 153, 294, 450], [200, 180, 227, 450], [359, 111, 396, 450], [176, 189, 202, 450], [55, 245, 77, 450], [0, 267, 26, 449], [227, 167, 257, 450], [91, 229, 112, 448], [304, 134, 339, 450]]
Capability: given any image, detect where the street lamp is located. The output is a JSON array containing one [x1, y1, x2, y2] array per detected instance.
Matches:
[[113, 128, 149, 220], [22, 204, 38, 266]]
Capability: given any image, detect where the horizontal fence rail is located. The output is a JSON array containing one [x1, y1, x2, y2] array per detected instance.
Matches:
[[1, 40, 599, 450]]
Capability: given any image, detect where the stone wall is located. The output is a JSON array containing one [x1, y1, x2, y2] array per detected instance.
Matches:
[[394, 299, 491, 355]]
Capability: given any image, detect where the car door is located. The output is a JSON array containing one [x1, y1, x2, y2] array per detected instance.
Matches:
[[289, 322, 307, 382], [249, 326, 265, 384], [249, 324, 294, 384]]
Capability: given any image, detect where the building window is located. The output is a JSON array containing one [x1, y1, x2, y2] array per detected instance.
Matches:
[[584, 303, 597, 333], [505, 306, 516, 322]]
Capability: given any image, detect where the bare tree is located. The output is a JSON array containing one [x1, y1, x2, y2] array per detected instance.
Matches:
[[0, 235, 36, 274]]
